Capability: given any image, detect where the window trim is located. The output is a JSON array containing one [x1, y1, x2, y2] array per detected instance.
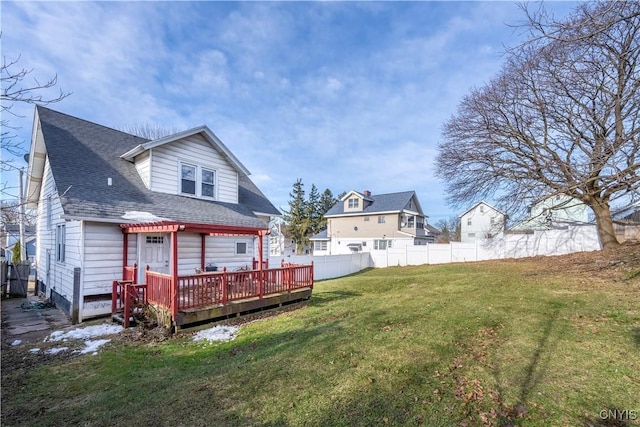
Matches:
[[374, 239, 392, 250], [313, 240, 328, 251], [235, 241, 248, 255], [348, 198, 359, 209], [179, 161, 217, 200], [56, 223, 66, 263]]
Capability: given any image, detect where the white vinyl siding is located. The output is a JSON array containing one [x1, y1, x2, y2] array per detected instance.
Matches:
[[149, 135, 238, 203], [134, 151, 151, 189]]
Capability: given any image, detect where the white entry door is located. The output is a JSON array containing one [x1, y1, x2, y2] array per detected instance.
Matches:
[[139, 234, 170, 282]]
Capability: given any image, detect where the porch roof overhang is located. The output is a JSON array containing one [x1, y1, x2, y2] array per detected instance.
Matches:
[[120, 221, 269, 236]]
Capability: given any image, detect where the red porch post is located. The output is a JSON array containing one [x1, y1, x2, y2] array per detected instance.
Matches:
[[122, 232, 128, 279], [171, 231, 179, 322], [200, 233, 206, 271]]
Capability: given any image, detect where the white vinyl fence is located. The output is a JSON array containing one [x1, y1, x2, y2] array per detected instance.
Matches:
[[269, 252, 373, 281], [278, 224, 602, 279]]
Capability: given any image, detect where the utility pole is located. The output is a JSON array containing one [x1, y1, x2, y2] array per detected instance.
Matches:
[[19, 168, 26, 262]]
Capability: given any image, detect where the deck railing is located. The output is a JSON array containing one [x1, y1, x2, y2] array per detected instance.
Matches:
[[115, 262, 313, 327]]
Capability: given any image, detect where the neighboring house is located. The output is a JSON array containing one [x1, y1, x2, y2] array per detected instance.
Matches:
[[613, 200, 640, 242], [311, 190, 432, 255], [459, 201, 506, 242], [2, 224, 36, 264], [268, 219, 298, 257], [25, 107, 281, 322], [511, 194, 590, 231], [613, 200, 640, 223]]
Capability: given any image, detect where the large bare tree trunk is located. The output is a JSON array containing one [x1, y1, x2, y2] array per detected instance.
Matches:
[[590, 202, 619, 250]]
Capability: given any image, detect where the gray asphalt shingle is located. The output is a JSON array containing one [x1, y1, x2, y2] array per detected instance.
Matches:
[[37, 106, 280, 228]]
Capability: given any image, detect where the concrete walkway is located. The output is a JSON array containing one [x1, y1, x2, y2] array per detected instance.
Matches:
[[1, 294, 71, 345]]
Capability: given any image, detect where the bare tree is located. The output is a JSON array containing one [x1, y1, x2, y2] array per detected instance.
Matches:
[[435, 216, 461, 243], [1, 33, 70, 196], [120, 123, 178, 140], [436, 1, 639, 249]]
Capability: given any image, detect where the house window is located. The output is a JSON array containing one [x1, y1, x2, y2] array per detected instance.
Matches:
[[490, 217, 496, 226], [468, 233, 476, 238], [480, 205, 485, 213], [146, 236, 164, 244], [181, 164, 196, 195], [236, 242, 247, 255], [201, 168, 215, 198], [180, 163, 217, 199], [348, 198, 359, 209], [56, 224, 66, 262], [408, 216, 415, 228], [374, 239, 392, 250], [364, 217, 370, 222], [467, 218, 472, 226], [378, 216, 386, 224], [313, 241, 327, 251]]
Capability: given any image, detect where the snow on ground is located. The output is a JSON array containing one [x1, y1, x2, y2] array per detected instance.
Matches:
[[45, 324, 124, 342], [192, 325, 239, 343], [11, 339, 22, 346], [35, 324, 125, 356]]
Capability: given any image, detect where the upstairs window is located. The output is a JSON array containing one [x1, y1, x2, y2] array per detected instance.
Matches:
[[378, 216, 386, 224], [180, 162, 217, 199], [181, 164, 196, 195], [201, 168, 215, 198], [348, 198, 359, 209]]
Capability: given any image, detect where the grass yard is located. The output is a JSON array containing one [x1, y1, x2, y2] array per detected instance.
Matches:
[[2, 245, 639, 426]]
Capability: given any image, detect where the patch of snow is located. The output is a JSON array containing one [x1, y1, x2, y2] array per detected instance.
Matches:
[[121, 211, 167, 222], [76, 339, 110, 355], [29, 348, 40, 353], [45, 347, 69, 355], [43, 323, 123, 356], [45, 324, 123, 342], [192, 325, 239, 343], [11, 339, 22, 346]]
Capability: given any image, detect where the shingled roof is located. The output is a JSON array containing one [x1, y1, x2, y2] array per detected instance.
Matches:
[[324, 190, 423, 216], [29, 106, 280, 228]]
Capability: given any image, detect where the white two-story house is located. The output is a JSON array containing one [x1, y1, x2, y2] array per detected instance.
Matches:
[[459, 201, 506, 242], [25, 107, 280, 322]]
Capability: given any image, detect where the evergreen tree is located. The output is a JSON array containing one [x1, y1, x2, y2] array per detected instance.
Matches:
[[12, 241, 21, 263], [306, 184, 321, 236], [282, 179, 307, 254], [318, 189, 339, 232]]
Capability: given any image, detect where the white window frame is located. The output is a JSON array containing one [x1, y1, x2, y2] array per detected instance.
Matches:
[[56, 224, 66, 263], [180, 163, 197, 196], [235, 241, 247, 255], [374, 239, 392, 250], [348, 198, 359, 209], [313, 241, 327, 251], [179, 161, 217, 200], [378, 216, 386, 224]]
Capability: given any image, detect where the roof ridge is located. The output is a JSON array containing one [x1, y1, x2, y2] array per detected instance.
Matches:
[[37, 106, 150, 142]]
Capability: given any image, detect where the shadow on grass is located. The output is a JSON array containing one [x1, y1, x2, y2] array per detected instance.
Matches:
[[581, 407, 638, 426], [493, 305, 562, 426], [307, 290, 361, 308], [631, 328, 640, 348]]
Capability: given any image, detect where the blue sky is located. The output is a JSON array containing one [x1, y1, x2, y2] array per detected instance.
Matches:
[[1, 1, 577, 224]]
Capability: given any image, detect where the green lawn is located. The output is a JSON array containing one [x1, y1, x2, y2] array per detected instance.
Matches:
[[2, 256, 639, 427]]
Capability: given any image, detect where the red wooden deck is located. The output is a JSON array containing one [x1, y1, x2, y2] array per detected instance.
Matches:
[[112, 262, 313, 330]]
